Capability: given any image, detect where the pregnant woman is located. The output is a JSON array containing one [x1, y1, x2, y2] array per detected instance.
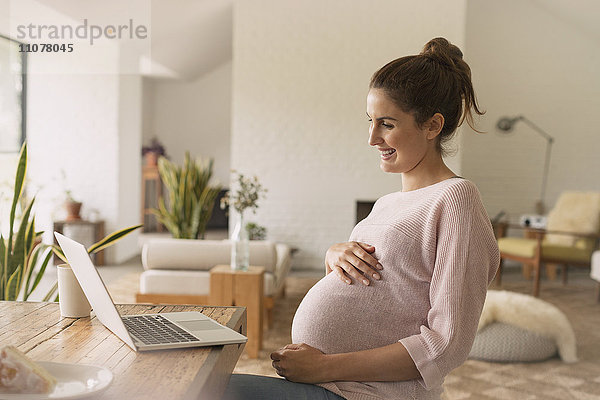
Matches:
[[223, 37, 500, 400]]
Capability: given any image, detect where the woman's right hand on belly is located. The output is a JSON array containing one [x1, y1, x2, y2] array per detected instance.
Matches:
[[325, 242, 382, 286]]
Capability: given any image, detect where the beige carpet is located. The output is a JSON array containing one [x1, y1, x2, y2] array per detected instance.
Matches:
[[107, 270, 600, 399]]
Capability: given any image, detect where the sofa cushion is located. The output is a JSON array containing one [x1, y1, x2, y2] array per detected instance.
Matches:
[[498, 237, 592, 263], [142, 239, 278, 273], [140, 269, 277, 297]]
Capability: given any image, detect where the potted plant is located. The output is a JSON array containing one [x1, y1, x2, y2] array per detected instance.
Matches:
[[60, 170, 82, 221], [246, 222, 267, 241], [0, 143, 142, 302], [64, 190, 82, 221], [220, 172, 267, 270], [152, 152, 221, 239], [142, 137, 167, 166]]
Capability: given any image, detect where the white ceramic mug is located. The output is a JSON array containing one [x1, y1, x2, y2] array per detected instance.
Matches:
[[57, 264, 91, 318]]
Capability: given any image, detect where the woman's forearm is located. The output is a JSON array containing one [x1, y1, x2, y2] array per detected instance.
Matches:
[[321, 342, 421, 382]]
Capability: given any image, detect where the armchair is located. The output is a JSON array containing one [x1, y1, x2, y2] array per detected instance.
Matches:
[[496, 192, 600, 297]]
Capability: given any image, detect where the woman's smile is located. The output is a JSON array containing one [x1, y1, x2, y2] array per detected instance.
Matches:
[[379, 148, 397, 160]]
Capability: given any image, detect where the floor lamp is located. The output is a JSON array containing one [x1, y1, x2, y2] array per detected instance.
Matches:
[[497, 116, 555, 214]]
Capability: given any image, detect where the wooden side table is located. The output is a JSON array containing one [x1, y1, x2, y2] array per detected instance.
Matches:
[[209, 265, 264, 358]]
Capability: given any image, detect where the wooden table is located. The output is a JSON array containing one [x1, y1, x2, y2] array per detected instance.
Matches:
[[209, 265, 264, 358], [0, 301, 246, 400]]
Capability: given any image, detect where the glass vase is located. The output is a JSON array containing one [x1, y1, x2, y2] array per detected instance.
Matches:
[[231, 211, 249, 271]]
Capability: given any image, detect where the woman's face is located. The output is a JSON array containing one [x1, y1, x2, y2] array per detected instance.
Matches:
[[366, 88, 432, 174]]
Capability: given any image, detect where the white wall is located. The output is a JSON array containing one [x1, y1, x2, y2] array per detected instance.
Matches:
[[232, 0, 467, 270], [26, 70, 143, 264], [463, 0, 600, 221], [116, 74, 142, 262], [26, 70, 120, 254], [142, 61, 232, 185]]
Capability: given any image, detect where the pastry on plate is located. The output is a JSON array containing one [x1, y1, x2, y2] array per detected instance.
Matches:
[[0, 345, 57, 394]]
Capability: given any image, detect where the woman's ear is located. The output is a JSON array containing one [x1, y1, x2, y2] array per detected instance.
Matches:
[[425, 113, 445, 140]]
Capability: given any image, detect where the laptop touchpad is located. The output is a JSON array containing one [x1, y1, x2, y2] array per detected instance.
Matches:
[[179, 320, 223, 331]]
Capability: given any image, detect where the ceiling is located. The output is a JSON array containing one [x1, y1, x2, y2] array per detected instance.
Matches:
[[40, 0, 233, 81], [36, 0, 599, 81]]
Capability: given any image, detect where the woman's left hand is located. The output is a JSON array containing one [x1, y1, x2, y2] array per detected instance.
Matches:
[[270, 343, 329, 383]]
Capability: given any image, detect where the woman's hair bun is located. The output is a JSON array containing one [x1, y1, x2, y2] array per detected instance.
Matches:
[[421, 37, 463, 61]]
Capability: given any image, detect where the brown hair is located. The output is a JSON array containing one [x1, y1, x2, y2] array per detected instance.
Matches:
[[369, 37, 484, 155]]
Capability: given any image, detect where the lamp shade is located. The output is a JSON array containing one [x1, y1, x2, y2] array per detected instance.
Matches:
[[496, 116, 522, 132]]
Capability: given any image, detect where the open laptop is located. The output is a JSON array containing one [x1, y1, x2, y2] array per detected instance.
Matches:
[[54, 232, 247, 351]]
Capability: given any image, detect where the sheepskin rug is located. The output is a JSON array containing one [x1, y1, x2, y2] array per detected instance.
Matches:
[[478, 290, 578, 363]]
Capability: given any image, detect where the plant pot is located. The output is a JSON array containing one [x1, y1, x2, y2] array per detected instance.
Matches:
[[65, 201, 82, 221], [144, 152, 159, 166]]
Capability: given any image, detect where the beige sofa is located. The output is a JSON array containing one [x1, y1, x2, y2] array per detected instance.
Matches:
[[136, 239, 292, 326], [592, 250, 600, 302]]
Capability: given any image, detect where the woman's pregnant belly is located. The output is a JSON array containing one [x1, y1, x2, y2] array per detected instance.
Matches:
[[291, 272, 428, 355]]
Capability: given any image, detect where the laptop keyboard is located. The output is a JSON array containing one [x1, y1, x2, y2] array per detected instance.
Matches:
[[122, 315, 199, 345]]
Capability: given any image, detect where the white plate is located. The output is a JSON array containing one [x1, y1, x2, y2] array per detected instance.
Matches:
[[0, 362, 113, 400]]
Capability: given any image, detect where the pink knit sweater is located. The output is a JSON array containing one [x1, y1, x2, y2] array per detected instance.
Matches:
[[292, 178, 500, 400]]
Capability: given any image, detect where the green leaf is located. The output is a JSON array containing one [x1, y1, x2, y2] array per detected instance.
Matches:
[[9, 144, 27, 213], [25, 247, 53, 300], [0, 235, 6, 298], [88, 224, 143, 254], [8, 197, 35, 285], [190, 202, 201, 239], [153, 199, 181, 238], [6, 266, 20, 300], [41, 281, 58, 302], [50, 244, 68, 264], [25, 215, 36, 254], [23, 242, 41, 296]]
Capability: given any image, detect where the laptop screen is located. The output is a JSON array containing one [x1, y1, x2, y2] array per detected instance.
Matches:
[[54, 232, 136, 350]]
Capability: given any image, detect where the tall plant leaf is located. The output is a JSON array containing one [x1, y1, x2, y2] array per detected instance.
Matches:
[[4, 144, 27, 298], [24, 242, 41, 296], [0, 235, 6, 298], [25, 247, 53, 300], [6, 266, 20, 300], [153, 153, 221, 240], [7, 143, 27, 259], [25, 216, 37, 255], [50, 245, 68, 264], [41, 281, 58, 302], [153, 199, 181, 238], [8, 197, 35, 280], [189, 202, 201, 239], [88, 224, 143, 254]]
